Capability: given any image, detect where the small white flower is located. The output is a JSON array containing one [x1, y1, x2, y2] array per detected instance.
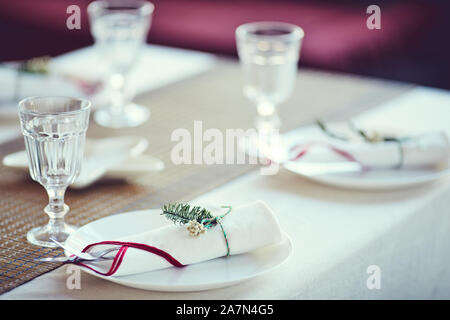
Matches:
[[187, 220, 206, 237]]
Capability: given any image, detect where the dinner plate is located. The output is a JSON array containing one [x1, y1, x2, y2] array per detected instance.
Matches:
[[283, 160, 450, 190], [280, 129, 450, 190], [65, 209, 292, 292]]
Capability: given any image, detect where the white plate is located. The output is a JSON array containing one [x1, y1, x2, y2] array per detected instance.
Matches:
[[2, 136, 164, 189], [65, 209, 292, 292], [283, 160, 450, 190], [280, 130, 450, 190], [240, 128, 450, 190]]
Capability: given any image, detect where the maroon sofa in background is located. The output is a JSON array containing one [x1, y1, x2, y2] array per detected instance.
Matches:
[[0, 0, 449, 89]]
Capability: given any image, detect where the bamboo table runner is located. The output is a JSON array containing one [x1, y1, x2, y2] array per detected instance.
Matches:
[[0, 59, 412, 294]]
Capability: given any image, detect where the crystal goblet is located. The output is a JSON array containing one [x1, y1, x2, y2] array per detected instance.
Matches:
[[18, 96, 91, 247], [236, 22, 304, 161], [88, 0, 154, 128]]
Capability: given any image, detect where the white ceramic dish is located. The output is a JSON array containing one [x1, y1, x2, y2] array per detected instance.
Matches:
[[280, 130, 450, 190], [283, 160, 450, 190], [65, 209, 292, 292], [239, 128, 450, 190]]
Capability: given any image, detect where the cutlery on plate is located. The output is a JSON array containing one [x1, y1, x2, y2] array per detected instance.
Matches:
[[35, 254, 115, 263], [41, 237, 120, 261], [50, 237, 99, 260]]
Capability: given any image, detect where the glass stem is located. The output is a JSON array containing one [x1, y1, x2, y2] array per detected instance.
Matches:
[[254, 102, 283, 158], [109, 73, 128, 116], [45, 187, 69, 230], [256, 102, 281, 134]]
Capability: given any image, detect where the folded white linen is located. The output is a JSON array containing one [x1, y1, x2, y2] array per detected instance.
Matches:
[[294, 131, 450, 169], [81, 200, 283, 277]]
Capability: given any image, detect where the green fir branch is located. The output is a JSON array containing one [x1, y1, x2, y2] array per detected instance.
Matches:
[[18, 56, 51, 74], [316, 119, 348, 141], [161, 203, 214, 225], [317, 119, 406, 143]]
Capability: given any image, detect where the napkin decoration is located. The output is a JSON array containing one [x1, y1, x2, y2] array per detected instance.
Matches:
[[77, 202, 234, 277], [2, 56, 50, 102], [75, 200, 282, 277], [316, 119, 399, 143], [283, 120, 450, 170], [79, 240, 185, 276], [161, 203, 232, 255]]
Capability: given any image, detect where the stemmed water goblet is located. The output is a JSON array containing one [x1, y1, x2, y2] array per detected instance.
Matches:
[[235, 22, 304, 161], [18, 96, 91, 247], [88, 0, 154, 128]]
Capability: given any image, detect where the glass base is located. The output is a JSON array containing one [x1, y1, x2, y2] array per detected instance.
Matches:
[[94, 103, 150, 128], [26, 223, 78, 248]]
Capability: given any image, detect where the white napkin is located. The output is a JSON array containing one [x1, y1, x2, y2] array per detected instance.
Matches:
[[296, 131, 450, 169], [49, 45, 216, 100], [82, 200, 283, 277]]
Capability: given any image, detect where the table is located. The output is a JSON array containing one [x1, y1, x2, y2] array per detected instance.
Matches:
[[2, 162, 450, 299], [1, 48, 450, 299]]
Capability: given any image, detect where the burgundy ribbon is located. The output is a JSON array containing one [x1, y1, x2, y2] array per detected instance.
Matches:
[[76, 241, 186, 276], [266, 141, 368, 171], [290, 141, 359, 162]]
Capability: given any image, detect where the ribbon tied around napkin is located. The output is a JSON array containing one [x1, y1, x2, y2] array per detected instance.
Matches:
[[76, 201, 283, 277]]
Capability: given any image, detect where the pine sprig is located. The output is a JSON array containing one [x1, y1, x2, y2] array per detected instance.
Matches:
[[18, 56, 50, 74], [316, 119, 348, 141], [316, 119, 405, 143], [161, 203, 214, 225]]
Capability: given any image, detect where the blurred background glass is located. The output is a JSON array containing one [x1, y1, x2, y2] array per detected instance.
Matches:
[[88, 0, 154, 128], [236, 22, 303, 159], [236, 22, 303, 131]]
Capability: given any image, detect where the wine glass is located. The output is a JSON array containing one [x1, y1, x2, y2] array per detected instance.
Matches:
[[236, 22, 304, 161], [18, 96, 91, 247], [88, 0, 154, 128]]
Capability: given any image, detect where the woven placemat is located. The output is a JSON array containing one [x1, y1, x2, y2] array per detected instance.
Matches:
[[0, 59, 412, 294]]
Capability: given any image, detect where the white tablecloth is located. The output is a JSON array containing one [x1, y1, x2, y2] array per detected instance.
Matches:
[[2, 86, 450, 299]]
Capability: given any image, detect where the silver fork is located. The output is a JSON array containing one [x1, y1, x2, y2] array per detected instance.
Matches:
[[34, 237, 120, 263], [35, 250, 117, 263], [49, 237, 119, 261]]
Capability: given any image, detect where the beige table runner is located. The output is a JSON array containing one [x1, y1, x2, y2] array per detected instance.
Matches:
[[0, 59, 412, 294]]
